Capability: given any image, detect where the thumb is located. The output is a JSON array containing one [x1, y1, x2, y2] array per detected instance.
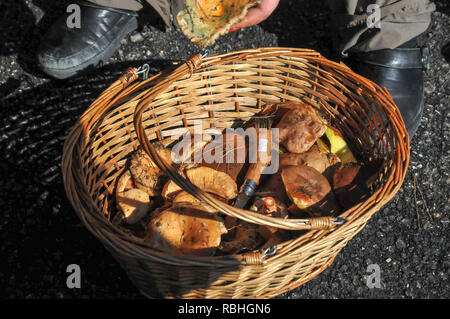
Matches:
[[233, 0, 280, 29]]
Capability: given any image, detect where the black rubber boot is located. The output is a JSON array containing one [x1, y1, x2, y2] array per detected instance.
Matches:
[[346, 39, 430, 139], [37, 1, 138, 79]]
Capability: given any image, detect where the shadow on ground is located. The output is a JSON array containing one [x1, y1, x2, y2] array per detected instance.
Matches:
[[0, 59, 176, 298]]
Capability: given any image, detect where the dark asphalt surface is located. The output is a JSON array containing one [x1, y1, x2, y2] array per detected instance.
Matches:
[[0, 0, 449, 299]]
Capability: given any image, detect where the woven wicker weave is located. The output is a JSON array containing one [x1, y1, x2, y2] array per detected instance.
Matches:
[[62, 48, 409, 299]]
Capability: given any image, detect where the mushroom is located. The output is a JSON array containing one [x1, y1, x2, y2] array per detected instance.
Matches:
[[324, 126, 357, 164], [201, 133, 247, 184], [161, 166, 238, 201], [176, 0, 261, 47], [144, 207, 227, 256], [279, 145, 340, 174], [250, 196, 288, 242], [279, 145, 341, 185], [185, 167, 238, 200], [250, 196, 288, 218], [219, 221, 263, 254], [115, 171, 152, 224], [257, 172, 291, 204], [276, 104, 326, 153], [172, 191, 217, 214], [332, 160, 383, 209], [116, 170, 135, 193], [161, 178, 184, 200], [281, 165, 341, 217], [129, 143, 172, 196], [170, 133, 212, 164]]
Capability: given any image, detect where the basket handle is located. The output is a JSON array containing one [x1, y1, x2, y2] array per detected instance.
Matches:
[[133, 54, 345, 231]]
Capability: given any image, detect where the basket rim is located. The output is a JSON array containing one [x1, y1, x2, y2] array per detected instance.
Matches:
[[62, 47, 410, 267]]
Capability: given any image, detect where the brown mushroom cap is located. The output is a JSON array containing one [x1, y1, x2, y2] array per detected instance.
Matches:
[[145, 207, 226, 256], [276, 104, 326, 153], [172, 191, 218, 214], [201, 133, 247, 184], [260, 102, 316, 126], [257, 172, 291, 204], [281, 165, 340, 216], [129, 144, 171, 196], [116, 188, 152, 224], [185, 167, 238, 200], [332, 162, 370, 209], [249, 196, 289, 243], [170, 133, 212, 164], [161, 167, 238, 200]]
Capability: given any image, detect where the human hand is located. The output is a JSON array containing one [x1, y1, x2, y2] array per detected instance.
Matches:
[[232, 0, 280, 29]]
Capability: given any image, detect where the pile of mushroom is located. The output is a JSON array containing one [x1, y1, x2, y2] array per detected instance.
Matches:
[[114, 137, 242, 256], [258, 102, 382, 218], [113, 102, 382, 256]]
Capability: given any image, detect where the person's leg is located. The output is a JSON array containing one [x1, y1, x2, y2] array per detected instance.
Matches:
[[327, 0, 436, 139], [328, 0, 435, 55], [87, 0, 178, 27], [87, 0, 144, 12]]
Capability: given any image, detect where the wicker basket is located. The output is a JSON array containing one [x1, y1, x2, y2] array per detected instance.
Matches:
[[62, 48, 409, 299]]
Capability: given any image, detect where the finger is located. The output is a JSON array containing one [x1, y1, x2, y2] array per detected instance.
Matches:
[[233, 0, 280, 29]]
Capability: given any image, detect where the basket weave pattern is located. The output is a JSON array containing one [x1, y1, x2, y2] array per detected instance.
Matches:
[[62, 48, 409, 298]]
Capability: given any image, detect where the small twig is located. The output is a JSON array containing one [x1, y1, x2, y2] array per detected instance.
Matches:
[[416, 176, 434, 223], [413, 173, 421, 229]]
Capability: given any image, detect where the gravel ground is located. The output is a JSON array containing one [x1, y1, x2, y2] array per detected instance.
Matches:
[[1, 0, 448, 299]]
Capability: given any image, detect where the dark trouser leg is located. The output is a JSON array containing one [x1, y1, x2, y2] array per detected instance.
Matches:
[[87, 0, 182, 27], [327, 0, 436, 56], [327, 0, 436, 139], [87, 0, 144, 11]]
